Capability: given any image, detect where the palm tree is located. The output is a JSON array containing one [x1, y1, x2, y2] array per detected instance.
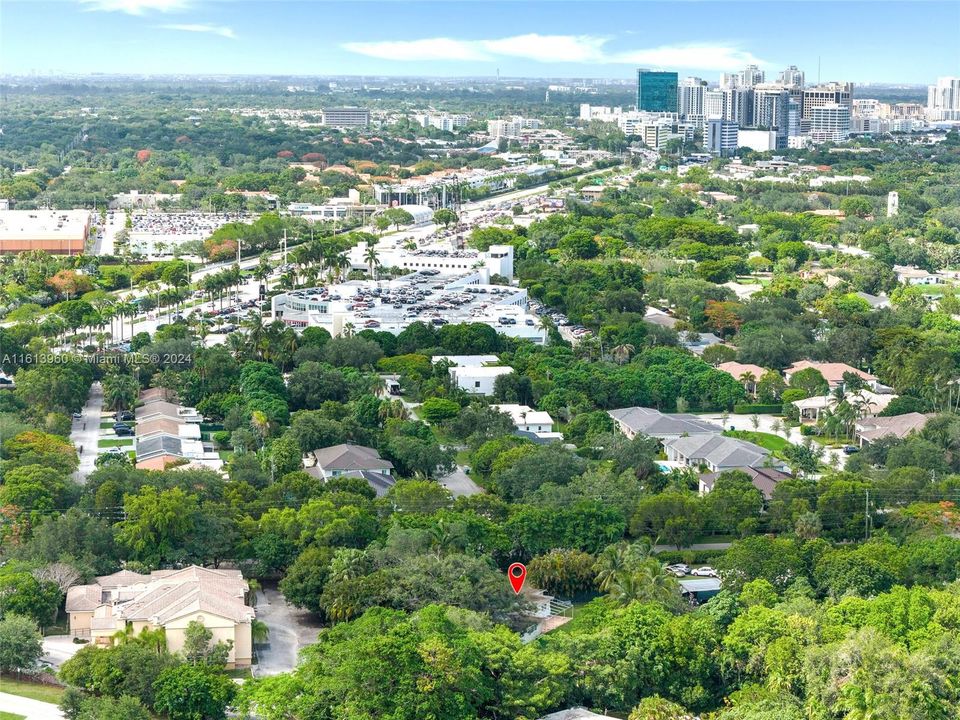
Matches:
[[610, 343, 635, 366], [363, 242, 380, 280], [243, 313, 267, 359], [102, 372, 140, 411], [739, 372, 757, 397], [593, 539, 653, 592], [608, 560, 680, 608], [251, 410, 271, 445]]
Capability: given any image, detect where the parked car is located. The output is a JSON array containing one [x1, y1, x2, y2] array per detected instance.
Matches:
[[843, 445, 860, 454], [114, 427, 135, 437], [689, 566, 718, 578], [106, 446, 125, 454], [116, 411, 134, 421], [72, 411, 83, 420], [665, 563, 690, 577]]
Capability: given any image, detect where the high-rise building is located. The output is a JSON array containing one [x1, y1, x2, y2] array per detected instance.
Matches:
[[787, 99, 801, 137], [705, 118, 738, 156], [809, 103, 851, 142], [723, 87, 754, 126], [802, 82, 854, 120], [777, 65, 805, 88], [704, 89, 726, 121], [637, 69, 679, 113], [927, 77, 960, 121], [739, 64, 765, 88], [678, 77, 707, 122], [752, 84, 791, 135]]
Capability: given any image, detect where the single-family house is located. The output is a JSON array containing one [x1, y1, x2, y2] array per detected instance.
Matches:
[[492, 404, 560, 441], [855, 412, 931, 446], [538, 710, 621, 720], [65, 565, 254, 668], [135, 399, 203, 424], [698, 465, 791, 499], [855, 291, 891, 309], [307, 443, 395, 496], [449, 365, 514, 395], [716, 361, 768, 395], [784, 361, 878, 390], [894, 265, 944, 286], [792, 389, 896, 423], [607, 407, 721, 442], [664, 434, 788, 473], [682, 332, 724, 356], [135, 434, 224, 471]]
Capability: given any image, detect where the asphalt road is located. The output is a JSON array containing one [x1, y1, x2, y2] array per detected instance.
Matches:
[[439, 466, 484, 497], [252, 588, 321, 677], [70, 381, 104, 483]]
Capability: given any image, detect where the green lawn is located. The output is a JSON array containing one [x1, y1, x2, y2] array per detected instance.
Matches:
[[98, 438, 133, 448], [723, 430, 791, 453], [0, 677, 65, 704], [0, 711, 26, 720]]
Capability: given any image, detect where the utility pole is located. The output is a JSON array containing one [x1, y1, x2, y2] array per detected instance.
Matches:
[[864, 489, 871, 540]]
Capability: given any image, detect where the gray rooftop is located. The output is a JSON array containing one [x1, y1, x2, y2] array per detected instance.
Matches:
[[608, 407, 722, 438], [666, 434, 770, 469], [312, 443, 394, 472], [135, 433, 183, 460]]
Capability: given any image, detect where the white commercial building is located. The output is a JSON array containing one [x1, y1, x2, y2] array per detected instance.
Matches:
[[737, 129, 778, 152], [416, 113, 471, 131], [809, 103, 851, 143], [488, 116, 542, 138], [927, 77, 960, 121], [348, 241, 513, 279], [271, 268, 546, 343], [705, 118, 738, 156]]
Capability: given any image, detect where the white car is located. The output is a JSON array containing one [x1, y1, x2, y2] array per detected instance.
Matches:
[[665, 563, 690, 577], [689, 566, 718, 578]]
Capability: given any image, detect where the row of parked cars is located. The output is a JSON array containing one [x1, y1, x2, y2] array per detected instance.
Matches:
[[665, 564, 719, 578]]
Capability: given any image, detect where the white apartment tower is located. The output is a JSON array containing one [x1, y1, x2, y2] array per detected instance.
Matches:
[[678, 77, 708, 122], [809, 103, 851, 142], [927, 77, 960, 121], [777, 65, 805, 88], [739, 64, 765, 88]]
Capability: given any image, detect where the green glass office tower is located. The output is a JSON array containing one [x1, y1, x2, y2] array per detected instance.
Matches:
[[637, 70, 679, 112]]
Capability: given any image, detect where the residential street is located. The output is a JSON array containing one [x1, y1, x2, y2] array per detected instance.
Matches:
[[252, 588, 322, 677], [0, 691, 64, 720], [70, 381, 104, 483], [439, 465, 484, 497]]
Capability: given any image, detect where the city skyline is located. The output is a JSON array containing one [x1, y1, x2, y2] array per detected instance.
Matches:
[[2, 0, 958, 83]]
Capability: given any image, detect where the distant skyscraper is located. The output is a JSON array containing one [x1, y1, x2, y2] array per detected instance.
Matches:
[[803, 82, 854, 120], [705, 118, 738, 156], [777, 65, 805, 88], [637, 69, 679, 112], [927, 77, 960, 120], [678, 77, 707, 121], [739, 64, 765, 88], [752, 85, 791, 133]]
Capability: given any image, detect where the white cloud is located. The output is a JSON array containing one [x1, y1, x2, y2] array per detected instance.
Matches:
[[160, 23, 235, 39], [342, 38, 491, 62], [342, 33, 767, 71], [480, 34, 609, 63], [612, 44, 765, 71], [79, 0, 190, 14]]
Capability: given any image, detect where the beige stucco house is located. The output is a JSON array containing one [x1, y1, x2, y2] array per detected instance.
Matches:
[[65, 566, 255, 668]]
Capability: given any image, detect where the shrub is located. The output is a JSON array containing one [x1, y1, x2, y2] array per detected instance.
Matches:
[[733, 404, 783, 415]]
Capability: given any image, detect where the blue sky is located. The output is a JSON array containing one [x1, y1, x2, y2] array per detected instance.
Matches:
[[2, 0, 957, 83]]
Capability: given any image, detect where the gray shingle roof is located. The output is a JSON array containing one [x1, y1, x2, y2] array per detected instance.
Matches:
[[608, 407, 721, 438], [312, 443, 394, 472], [135, 433, 183, 460], [666, 434, 769, 469]]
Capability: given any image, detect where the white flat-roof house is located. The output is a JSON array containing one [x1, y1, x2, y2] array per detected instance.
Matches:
[[450, 365, 514, 395], [492, 403, 561, 442]]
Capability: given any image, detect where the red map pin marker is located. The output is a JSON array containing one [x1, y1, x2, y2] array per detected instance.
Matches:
[[507, 562, 527, 594]]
